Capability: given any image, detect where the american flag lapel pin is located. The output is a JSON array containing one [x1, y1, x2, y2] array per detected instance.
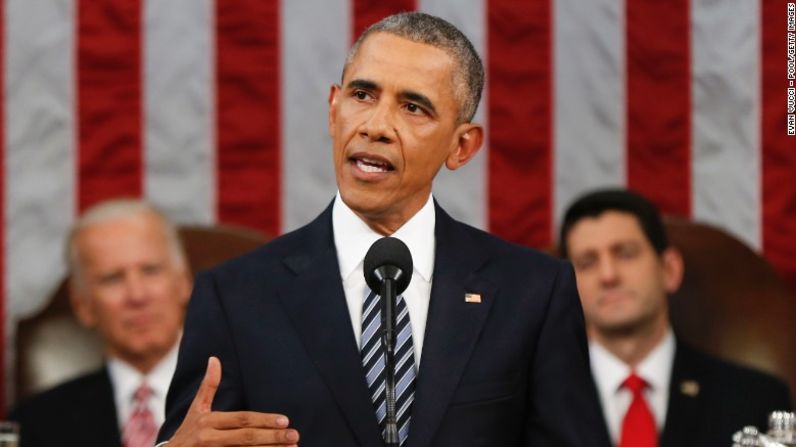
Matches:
[[680, 380, 700, 397], [464, 293, 482, 303]]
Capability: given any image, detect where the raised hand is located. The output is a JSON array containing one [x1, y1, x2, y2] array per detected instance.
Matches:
[[167, 357, 300, 446]]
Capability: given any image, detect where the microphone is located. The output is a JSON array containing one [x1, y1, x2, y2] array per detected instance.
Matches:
[[364, 237, 413, 295], [363, 237, 413, 447]]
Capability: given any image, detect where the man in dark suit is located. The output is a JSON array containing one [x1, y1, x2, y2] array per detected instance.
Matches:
[[559, 189, 792, 447], [158, 12, 610, 447], [10, 199, 192, 447]]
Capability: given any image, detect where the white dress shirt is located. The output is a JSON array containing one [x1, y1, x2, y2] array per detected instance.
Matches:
[[589, 329, 675, 445], [332, 191, 435, 365], [108, 342, 179, 431]]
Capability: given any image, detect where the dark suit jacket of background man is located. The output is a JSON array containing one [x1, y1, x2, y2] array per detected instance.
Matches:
[[159, 201, 612, 447], [10, 367, 122, 447], [653, 341, 792, 447]]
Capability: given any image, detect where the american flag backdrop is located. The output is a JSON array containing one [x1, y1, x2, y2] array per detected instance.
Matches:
[[0, 0, 794, 408]]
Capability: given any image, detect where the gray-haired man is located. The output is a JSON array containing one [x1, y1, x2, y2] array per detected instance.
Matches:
[[12, 199, 191, 447]]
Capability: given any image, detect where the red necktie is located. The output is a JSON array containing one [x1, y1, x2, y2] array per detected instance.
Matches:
[[122, 384, 158, 447], [619, 373, 658, 447]]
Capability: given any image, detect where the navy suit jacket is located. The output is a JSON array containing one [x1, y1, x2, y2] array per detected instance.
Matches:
[[659, 342, 792, 446], [160, 202, 611, 447], [10, 367, 122, 447]]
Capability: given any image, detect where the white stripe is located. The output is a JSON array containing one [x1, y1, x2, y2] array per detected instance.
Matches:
[[361, 310, 381, 349], [690, 0, 761, 250], [5, 0, 76, 320], [395, 348, 414, 378], [396, 322, 412, 351], [363, 342, 380, 366], [144, 0, 215, 224], [398, 413, 412, 442], [396, 302, 408, 323], [553, 0, 626, 229], [376, 400, 386, 422], [5, 0, 76, 405], [420, 0, 487, 229], [366, 353, 385, 385], [396, 389, 414, 420], [363, 292, 379, 321], [281, 0, 349, 232], [372, 380, 385, 402]]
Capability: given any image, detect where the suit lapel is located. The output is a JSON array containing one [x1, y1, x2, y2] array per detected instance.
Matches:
[[408, 205, 497, 447], [277, 205, 383, 447], [660, 343, 703, 447], [74, 368, 123, 446]]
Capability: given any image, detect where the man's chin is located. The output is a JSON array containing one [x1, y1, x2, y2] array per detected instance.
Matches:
[[340, 188, 392, 216], [121, 343, 172, 360], [121, 334, 175, 353], [596, 317, 648, 338]]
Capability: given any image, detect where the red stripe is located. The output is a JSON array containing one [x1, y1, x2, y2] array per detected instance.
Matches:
[[762, 0, 796, 289], [215, 0, 281, 236], [77, 0, 143, 211], [352, 0, 416, 42], [487, 0, 553, 248], [625, 0, 691, 217], [0, 0, 5, 416]]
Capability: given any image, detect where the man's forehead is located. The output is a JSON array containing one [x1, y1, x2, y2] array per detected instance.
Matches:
[[344, 32, 455, 83], [568, 211, 648, 250], [78, 216, 168, 256], [79, 213, 158, 240]]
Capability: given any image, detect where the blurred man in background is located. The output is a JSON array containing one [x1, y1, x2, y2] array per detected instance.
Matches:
[[11, 199, 191, 447], [559, 188, 791, 447]]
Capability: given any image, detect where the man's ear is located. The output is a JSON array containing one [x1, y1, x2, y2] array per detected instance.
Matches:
[[328, 84, 341, 137], [661, 247, 684, 294], [445, 124, 484, 171], [69, 280, 97, 329]]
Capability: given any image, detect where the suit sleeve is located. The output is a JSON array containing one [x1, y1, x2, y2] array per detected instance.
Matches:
[[755, 373, 793, 423], [9, 403, 45, 447], [524, 261, 611, 447], [157, 270, 246, 442]]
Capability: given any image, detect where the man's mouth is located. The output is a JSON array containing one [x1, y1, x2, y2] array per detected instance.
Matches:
[[350, 155, 395, 173], [600, 291, 631, 305]]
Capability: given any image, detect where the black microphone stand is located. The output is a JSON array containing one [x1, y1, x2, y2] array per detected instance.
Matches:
[[380, 276, 399, 447], [365, 237, 412, 447]]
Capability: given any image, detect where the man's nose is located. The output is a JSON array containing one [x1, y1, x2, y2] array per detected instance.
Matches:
[[124, 273, 149, 304], [597, 258, 620, 285], [359, 101, 396, 143]]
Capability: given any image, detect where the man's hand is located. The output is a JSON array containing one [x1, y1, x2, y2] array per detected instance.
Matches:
[[168, 357, 300, 446]]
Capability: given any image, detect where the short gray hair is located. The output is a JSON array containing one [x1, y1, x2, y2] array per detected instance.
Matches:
[[67, 199, 188, 286], [343, 12, 484, 124]]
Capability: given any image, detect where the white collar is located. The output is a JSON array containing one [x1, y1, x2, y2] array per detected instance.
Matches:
[[590, 328, 675, 395], [332, 192, 435, 283], [107, 341, 179, 410]]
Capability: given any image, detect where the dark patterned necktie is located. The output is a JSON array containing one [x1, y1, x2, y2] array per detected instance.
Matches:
[[360, 289, 416, 446]]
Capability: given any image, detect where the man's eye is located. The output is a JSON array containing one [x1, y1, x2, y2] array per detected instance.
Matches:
[[617, 245, 639, 259], [574, 257, 595, 271], [98, 273, 123, 285], [406, 103, 422, 114], [142, 264, 163, 276], [354, 91, 369, 100]]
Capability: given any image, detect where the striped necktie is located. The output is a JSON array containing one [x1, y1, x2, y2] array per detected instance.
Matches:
[[360, 289, 416, 446]]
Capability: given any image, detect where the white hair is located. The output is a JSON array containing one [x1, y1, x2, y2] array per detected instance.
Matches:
[[67, 198, 188, 286]]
